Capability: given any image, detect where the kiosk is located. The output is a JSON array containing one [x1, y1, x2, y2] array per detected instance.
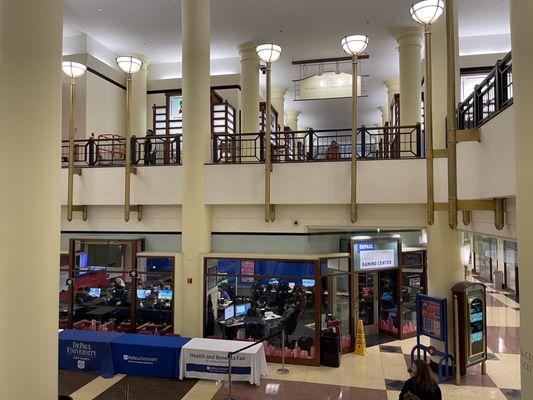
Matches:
[[452, 281, 487, 381]]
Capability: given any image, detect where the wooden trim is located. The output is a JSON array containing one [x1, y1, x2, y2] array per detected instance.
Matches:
[[147, 84, 242, 95], [456, 128, 480, 142], [87, 67, 126, 90], [460, 66, 494, 76], [433, 149, 448, 159]]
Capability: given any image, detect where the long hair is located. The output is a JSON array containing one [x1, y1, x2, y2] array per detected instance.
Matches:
[[413, 359, 438, 393]]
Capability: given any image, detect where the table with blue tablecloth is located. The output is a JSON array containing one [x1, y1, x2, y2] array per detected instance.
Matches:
[[59, 330, 125, 378], [111, 334, 191, 378]]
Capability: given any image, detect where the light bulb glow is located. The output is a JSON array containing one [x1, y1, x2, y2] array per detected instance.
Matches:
[[340, 35, 369, 56], [62, 61, 87, 78], [410, 0, 445, 25], [255, 43, 282, 63], [116, 56, 143, 74]]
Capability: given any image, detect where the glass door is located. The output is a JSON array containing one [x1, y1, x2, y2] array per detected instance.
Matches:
[[357, 272, 378, 335], [378, 269, 400, 337]]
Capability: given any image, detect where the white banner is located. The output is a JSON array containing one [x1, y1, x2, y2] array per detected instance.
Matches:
[[298, 72, 362, 100], [359, 249, 395, 270]]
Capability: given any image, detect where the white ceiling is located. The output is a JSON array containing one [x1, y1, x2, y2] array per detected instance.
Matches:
[[64, 0, 510, 128]]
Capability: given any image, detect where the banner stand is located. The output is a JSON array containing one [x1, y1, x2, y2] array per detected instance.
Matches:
[[409, 294, 456, 383]]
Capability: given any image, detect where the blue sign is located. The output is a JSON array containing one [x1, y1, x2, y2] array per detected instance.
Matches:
[[417, 294, 447, 342], [356, 242, 375, 252]]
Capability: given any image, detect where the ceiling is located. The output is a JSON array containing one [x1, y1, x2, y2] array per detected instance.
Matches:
[[64, 0, 510, 128]]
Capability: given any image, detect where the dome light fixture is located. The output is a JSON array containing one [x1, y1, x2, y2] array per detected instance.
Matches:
[[255, 43, 282, 63], [340, 35, 369, 56], [116, 56, 143, 74], [62, 61, 87, 78], [410, 0, 445, 26]]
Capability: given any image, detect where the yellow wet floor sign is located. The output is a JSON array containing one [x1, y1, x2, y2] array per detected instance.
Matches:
[[355, 319, 367, 356]]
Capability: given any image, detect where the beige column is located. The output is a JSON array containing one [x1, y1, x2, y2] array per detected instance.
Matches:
[[396, 28, 423, 126], [271, 87, 287, 130], [0, 1, 62, 399], [131, 54, 149, 136], [426, 1, 462, 353], [379, 106, 389, 126], [181, 0, 211, 338], [285, 110, 300, 131], [384, 77, 400, 117], [510, 0, 533, 394], [238, 42, 260, 133]]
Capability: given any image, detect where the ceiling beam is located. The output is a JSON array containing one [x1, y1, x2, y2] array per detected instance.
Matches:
[[291, 54, 370, 65]]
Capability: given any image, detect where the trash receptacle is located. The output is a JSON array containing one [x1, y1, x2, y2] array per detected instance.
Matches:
[[493, 270, 504, 290], [320, 331, 340, 367]]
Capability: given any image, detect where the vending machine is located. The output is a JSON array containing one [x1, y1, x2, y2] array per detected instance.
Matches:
[[452, 281, 487, 378]]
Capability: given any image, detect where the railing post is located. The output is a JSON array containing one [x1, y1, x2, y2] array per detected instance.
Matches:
[[259, 133, 265, 161], [473, 84, 481, 127], [212, 134, 218, 164], [131, 135, 138, 165], [277, 329, 289, 375], [225, 351, 234, 400], [308, 129, 314, 160], [360, 126, 366, 159], [88, 137, 96, 166], [416, 123, 422, 158], [494, 59, 503, 112]]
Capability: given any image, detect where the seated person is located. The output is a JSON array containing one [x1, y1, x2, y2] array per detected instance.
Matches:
[[244, 307, 268, 340], [325, 140, 341, 160], [74, 287, 91, 305]]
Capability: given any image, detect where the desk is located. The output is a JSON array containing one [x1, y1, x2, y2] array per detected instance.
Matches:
[[179, 338, 267, 385], [112, 334, 191, 378], [85, 306, 121, 322], [59, 330, 125, 378]]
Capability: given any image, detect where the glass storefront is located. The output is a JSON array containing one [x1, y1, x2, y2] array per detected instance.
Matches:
[[60, 238, 176, 334], [204, 255, 351, 365], [504, 240, 519, 298]]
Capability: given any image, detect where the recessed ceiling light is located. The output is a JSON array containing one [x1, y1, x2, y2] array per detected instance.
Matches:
[[97, 8, 103, 12]]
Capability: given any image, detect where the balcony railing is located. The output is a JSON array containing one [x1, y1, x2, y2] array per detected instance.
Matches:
[[457, 52, 512, 129], [211, 124, 422, 164], [61, 134, 182, 168]]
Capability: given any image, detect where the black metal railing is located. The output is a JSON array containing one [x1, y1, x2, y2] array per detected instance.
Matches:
[[457, 52, 512, 129], [211, 124, 422, 164], [61, 134, 182, 168]]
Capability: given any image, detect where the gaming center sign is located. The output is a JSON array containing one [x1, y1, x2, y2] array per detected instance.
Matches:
[[359, 249, 395, 270]]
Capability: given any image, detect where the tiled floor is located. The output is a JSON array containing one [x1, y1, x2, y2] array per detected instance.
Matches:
[[59, 278, 521, 400]]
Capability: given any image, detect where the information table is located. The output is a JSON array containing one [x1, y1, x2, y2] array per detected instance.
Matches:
[[59, 330, 125, 378], [112, 334, 191, 378], [179, 338, 267, 385]]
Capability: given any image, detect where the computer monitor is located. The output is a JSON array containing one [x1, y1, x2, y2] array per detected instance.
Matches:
[[235, 303, 251, 317], [137, 289, 151, 299], [288, 282, 295, 290], [224, 305, 235, 320], [158, 289, 173, 300], [88, 288, 101, 298], [302, 279, 315, 287]]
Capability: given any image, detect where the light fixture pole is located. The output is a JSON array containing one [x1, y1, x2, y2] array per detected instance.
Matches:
[[410, 0, 445, 226], [341, 35, 369, 224], [256, 44, 282, 223], [117, 56, 143, 222], [62, 61, 88, 222]]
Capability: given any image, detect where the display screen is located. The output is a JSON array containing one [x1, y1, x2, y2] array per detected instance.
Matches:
[[302, 279, 315, 287], [158, 290, 173, 301], [469, 298, 484, 356], [224, 305, 235, 320], [88, 288, 101, 298], [235, 303, 251, 317], [137, 289, 151, 299]]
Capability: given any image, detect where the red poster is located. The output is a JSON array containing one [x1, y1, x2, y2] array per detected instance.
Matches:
[[240, 261, 255, 282]]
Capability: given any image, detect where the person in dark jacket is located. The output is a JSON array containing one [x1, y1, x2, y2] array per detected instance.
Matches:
[[399, 359, 442, 400]]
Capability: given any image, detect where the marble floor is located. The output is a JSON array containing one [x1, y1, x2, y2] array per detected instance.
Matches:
[[60, 279, 521, 400]]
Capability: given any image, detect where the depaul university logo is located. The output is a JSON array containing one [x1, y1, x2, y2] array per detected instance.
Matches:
[[77, 360, 86, 369]]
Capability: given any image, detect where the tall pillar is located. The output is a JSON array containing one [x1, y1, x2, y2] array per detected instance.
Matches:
[[238, 42, 260, 133], [379, 106, 389, 126], [271, 87, 287, 130], [0, 1, 62, 399], [510, 0, 533, 395], [396, 27, 422, 125], [396, 28, 423, 126], [181, 0, 211, 338], [426, 1, 462, 352], [384, 77, 400, 118], [131, 55, 149, 136], [285, 110, 300, 131]]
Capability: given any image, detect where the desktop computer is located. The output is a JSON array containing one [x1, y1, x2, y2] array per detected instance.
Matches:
[[224, 305, 235, 320], [235, 303, 251, 317], [302, 279, 316, 287], [158, 289, 173, 300], [137, 289, 151, 299], [88, 288, 101, 298]]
